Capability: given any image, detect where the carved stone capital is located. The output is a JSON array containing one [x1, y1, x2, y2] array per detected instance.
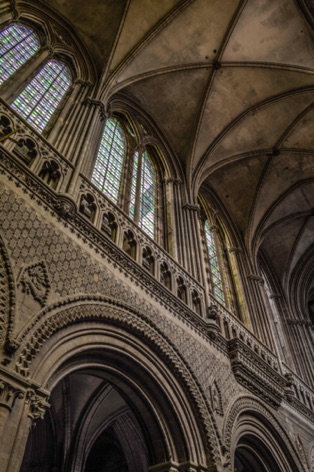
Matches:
[[26, 389, 50, 427], [0, 379, 24, 411], [74, 79, 93, 88], [165, 177, 182, 186], [83, 98, 110, 121], [182, 203, 200, 213], [247, 274, 264, 285], [227, 246, 243, 255]]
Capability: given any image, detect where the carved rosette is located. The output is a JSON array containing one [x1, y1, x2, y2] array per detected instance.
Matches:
[[0, 235, 16, 354]]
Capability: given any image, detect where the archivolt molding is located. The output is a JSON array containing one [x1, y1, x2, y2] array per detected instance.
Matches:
[[0, 233, 17, 355], [222, 395, 306, 472], [11, 295, 223, 470]]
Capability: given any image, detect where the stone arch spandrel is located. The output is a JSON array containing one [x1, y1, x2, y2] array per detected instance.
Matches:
[[222, 395, 306, 472], [0, 234, 16, 355], [11, 296, 223, 471]]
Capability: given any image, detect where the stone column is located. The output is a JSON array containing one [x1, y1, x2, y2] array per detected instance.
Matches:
[[0, 375, 49, 472], [171, 179, 184, 265], [226, 247, 250, 326], [0, 3, 16, 24], [181, 203, 204, 284], [246, 274, 276, 351], [164, 178, 178, 259], [66, 98, 105, 196], [48, 80, 94, 157]]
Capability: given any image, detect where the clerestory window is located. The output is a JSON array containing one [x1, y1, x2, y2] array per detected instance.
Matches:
[[0, 23, 72, 133], [204, 220, 226, 304], [0, 23, 39, 85], [91, 118, 125, 203], [129, 150, 156, 239], [11, 60, 71, 132], [92, 117, 158, 240]]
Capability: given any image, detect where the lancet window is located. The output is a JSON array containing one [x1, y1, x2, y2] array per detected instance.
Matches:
[[0, 24, 39, 85], [11, 60, 71, 132], [0, 23, 72, 133], [92, 117, 158, 240], [204, 219, 226, 304]]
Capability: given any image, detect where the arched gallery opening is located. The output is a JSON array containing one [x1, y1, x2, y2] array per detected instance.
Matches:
[[17, 307, 211, 472]]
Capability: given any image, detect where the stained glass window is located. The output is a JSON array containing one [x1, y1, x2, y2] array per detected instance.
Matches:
[[204, 220, 225, 304], [0, 24, 39, 85], [91, 118, 125, 203], [11, 60, 71, 132], [129, 150, 156, 239], [93, 119, 157, 240]]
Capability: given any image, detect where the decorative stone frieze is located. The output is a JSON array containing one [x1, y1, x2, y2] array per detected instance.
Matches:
[[0, 234, 16, 354]]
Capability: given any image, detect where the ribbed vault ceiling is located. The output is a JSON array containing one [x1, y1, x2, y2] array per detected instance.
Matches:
[[40, 0, 314, 295]]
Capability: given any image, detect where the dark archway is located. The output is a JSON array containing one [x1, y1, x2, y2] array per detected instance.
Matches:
[[84, 427, 128, 472], [234, 434, 282, 472]]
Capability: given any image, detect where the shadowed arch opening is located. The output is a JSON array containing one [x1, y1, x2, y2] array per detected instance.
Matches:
[[223, 397, 305, 472], [17, 299, 216, 471]]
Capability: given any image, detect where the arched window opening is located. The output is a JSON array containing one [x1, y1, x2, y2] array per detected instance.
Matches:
[[204, 220, 225, 305], [91, 118, 125, 203], [92, 117, 159, 241], [160, 262, 171, 290], [0, 24, 39, 85], [102, 212, 118, 241], [192, 290, 202, 316], [79, 193, 96, 221], [177, 277, 187, 304], [123, 230, 136, 259], [142, 246, 154, 274], [39, 160, 61, 189], [11, 60, 71, 132], [129, 150, 156, 239], [13, 136, 38, 165]]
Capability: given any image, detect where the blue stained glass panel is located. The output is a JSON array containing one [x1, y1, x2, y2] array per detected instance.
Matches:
[[0, 24, 39, 85], [11, 60, 71, 132]]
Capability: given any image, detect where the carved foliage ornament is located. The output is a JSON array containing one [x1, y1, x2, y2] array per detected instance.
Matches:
[[0, 234, 16, 353]]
